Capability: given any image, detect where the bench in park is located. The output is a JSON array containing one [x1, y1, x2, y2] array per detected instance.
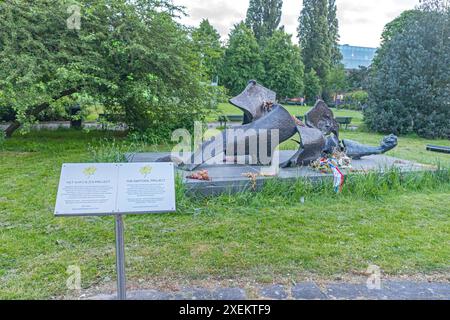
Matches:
[[426, 145, 450, 154], [218, 115, 351, 129], [285, 97, 305, 106], [218, 115, 244, 127], [335, 117, 353, 129]]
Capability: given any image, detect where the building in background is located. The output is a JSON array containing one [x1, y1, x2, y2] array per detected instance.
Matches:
[[339, 44, 377, 70]]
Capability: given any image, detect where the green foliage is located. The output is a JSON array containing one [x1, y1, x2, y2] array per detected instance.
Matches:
[[0, 0, 101, 135], [87, 137, 152, 163], [209, 168, 450, 203], [298, 0, 336, 87], [88, 139, 130, 163], [245, 0, 283, 43], [342, 90, 368, 110], [221, 22, 265, 96], [380, 10, 421, 45], [373, 10, 421, 69], [0, 106, 15, 122], [327, 0, 342, 65], [261, 30, 304, 98], [325, 64, 347, 96], [366, 6, 450, 138], [347, 66, 371, 91], [0, 0, 211, 139], [192, 19, 224, 82], [304, 69, 322, 104]]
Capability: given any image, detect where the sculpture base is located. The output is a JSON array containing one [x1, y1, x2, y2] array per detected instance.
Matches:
[[126, 151, 433, 196]]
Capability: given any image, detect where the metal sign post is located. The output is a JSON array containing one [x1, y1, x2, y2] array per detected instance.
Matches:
[[54, 163, 176, 301], [115, 215, 127, 300]]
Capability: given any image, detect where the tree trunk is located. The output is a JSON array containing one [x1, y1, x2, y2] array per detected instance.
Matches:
[[5, 121, 21, 138], [3, 87, 79, 138]]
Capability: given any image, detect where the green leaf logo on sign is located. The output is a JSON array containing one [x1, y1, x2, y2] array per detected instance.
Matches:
[[83, 166, 97, 178], [139, 165, 152, 178]]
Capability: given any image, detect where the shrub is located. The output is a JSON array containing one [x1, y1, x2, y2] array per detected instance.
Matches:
[[304, 69, 322, 104], [0, 1, 212, 139], [365, 7, 450, 138], [342, 90, 368, 110], [0, 106, 16, 122]]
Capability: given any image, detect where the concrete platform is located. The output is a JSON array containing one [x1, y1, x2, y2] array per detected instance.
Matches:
[[126, 151, 431, 196]]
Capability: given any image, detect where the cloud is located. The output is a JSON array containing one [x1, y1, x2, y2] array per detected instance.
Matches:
[[173, 0, 420, 47]]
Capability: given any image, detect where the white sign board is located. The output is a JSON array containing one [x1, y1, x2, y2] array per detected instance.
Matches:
[[55, 163, 176, 216]]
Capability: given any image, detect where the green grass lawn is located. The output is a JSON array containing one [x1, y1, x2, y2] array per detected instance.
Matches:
[[0, 129, 449, 299], [209, 102, 364, 125]]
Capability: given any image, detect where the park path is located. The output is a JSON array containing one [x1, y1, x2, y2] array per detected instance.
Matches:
[[86, 281, 449, 300]]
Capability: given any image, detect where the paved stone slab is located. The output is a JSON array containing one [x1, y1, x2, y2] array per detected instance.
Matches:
[[86, 281, 450, 300], [88, 287, 247, 300], [325, 281, 450, 300], [127, 289, 174, 300], [292, 282, 326, 300], [325, 283, 385, 300], [380, 281, 450, 300], [172, 287, 213, 300], [259, 285, 288, 300], [211, 288, 247, 300]]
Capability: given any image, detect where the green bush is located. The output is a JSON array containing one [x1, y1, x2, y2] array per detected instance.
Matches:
[[0, 106, 15, 122], [304, 69, 322, 104], [365, 7, 450, 138], [342, 90, 368, 110], [0, 1, 212, 139]]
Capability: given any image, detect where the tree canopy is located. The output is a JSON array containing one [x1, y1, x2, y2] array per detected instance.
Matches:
[[304, 69, 322, 104], [365, 2, 450, 138], [245, 0, 283, 44], [192, 19, 224, 83], [298, 0, 331, 86], [380, 10, 421, 45], [327, 0, 342, 65], [221, 22, 265, 96], [0, 0, 213, 137], [261, 30, 304, 98]]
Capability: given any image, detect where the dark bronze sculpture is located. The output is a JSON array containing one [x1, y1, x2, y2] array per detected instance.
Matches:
[[342, 135, 398, 159], [162, 81, 398, 170]]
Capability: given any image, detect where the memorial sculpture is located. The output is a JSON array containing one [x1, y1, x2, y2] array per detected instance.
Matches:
[[160, 80, 398, 171]]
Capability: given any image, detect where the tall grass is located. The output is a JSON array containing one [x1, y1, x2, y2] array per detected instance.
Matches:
[[186, 168, 450, 208], [87, 138, 138, 162]]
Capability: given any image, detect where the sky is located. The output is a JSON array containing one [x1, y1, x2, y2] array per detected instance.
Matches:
[[172, 0, 420, 48]]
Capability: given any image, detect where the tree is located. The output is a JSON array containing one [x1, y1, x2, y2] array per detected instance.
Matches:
[[261, 30, 304, 98], [0, 0, 212, 137], [245, 0, 283, 44], [326, 64, 348, 96], [328, 0, 342, 65], [304, 69, 322, 104], [372, 10, 421, 69], [365, 4, 450, 138], [380, 10, 421, 45], [347, 66, 371, 91], [221, 22, 265, 96], [192, 19, 224, 82], [298, 0, 333, 87]]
